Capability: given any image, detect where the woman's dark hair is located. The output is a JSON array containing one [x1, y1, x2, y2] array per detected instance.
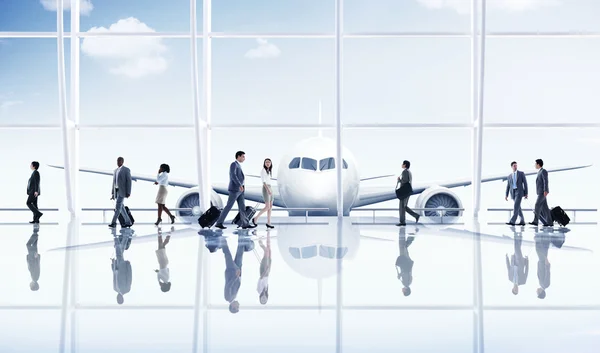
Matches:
[[263, 158, 273, 175], [31, 161, 40, 170], [160, 163, 170, 173], [402, 160, 410, 169]]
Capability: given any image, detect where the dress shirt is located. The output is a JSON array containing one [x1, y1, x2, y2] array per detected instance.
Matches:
[[261, 169, 271, 186], [157, 172, 169, 186], [512, 171, 518, 189]]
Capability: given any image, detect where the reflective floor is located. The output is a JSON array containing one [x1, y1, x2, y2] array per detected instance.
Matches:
[[2, 219, 600, 352]]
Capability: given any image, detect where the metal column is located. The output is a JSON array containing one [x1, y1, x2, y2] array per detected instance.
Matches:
[[69, 0, 81, 218], [335, 0, 344, 219], [57, 0, 74, 218], [470, 0, 483, 219], [191, 0, 211, 213]]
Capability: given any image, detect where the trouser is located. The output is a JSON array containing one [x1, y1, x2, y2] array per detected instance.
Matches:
[[399, 196, 419, 223], [26, 194, 42, 219], [216, 190, 248, 226], [533, 194, 551, 225], [111, 195, 132, 226], [510, 192, 524, 223]]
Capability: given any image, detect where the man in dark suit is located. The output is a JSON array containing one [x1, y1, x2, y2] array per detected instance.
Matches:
[[530, 159, 552, 227], [112, 228, 133, 305], [26, 227, 41, 291], [215, 151, 256, 230], [505, 229, 528, 295], [109, 157, 133, 228], [223, 237, 247, 314], [505, 161, 528, 226], [535, 234, 551, 299], [26, 161, 43, 224]]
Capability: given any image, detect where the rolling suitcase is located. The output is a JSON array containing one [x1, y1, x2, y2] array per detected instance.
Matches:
[[550, 206, 570, 227], [118, 206, 134, 226], [198, 205, 221, 228], [232, 203, 259, 227]]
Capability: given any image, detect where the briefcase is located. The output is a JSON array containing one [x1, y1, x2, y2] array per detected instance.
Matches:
[[395, 181, 413, 200]]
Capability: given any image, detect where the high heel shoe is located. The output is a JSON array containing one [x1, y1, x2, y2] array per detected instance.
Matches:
[[170, 215, 176, 224], [155, 218, 162, 226], [266, 224, 275, 229]]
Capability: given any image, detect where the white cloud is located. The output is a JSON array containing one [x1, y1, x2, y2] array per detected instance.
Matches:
[[81, 17, 168, 78], [244, 38, 281, 59], [0, 100, 24, 114], [416, 0, 559, 14], [40, 0, 94, 16]]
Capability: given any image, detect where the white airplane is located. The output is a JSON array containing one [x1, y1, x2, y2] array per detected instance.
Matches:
[[49, 137, 591, 223]]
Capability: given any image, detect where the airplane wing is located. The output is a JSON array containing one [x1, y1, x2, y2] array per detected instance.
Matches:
[[360, 174, 395, 182], [247, 174, 278, 181], [47, 164, 287, 207], [352, 164, 592, 208]]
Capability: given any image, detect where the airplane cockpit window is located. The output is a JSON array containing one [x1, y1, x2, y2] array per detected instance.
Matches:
[[319, 157, 335, 171], [319, 245, 349, 259], [319, 158, 349, 171], [290, 246, 318, 259], [289, 157, 301, 169], [301, 158, 318, 171]]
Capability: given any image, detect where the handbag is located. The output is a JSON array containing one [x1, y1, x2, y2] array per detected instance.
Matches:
[[395, 181, 413, 200]]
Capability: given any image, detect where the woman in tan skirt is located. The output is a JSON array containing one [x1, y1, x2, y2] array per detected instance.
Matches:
[[154, 164, 175, 226], [252, 158, 275, 229]]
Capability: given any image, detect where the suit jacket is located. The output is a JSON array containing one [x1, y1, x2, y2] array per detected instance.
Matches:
[[535, 235, 551, 289], [112, 258, 132, 295], [26, 233, 40, 282], [228, 161, 245, 192], [27, 170, 41, 196], [505, 170, 528, 199], [505, 254, 529, 285], [112, 166, 132, 198], [399, 169, 412, 187], [536, 168, 549, 195], [224, 268, 241, 302]]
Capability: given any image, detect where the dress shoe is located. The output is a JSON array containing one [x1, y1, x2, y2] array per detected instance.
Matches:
[[170, 215, 176, 224], [528, 222, 538, 226], [506, 222, 516, 226], [108, 223, 117, 228], [215, 224, 226, 230], [415, 215, 420, 223], [396, 223, 407, 227], [517, 222, 526, 226], [266, 224, 275, 229]]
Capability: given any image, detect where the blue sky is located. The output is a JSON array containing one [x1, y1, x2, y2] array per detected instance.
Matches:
[[0, 0, 598, 214]]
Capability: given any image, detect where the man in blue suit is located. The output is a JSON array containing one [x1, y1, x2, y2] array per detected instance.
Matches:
[[215, 151, 256, 230], [505, 161, 528, 226]]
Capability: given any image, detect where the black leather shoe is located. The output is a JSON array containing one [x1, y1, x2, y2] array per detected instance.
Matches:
[[215, 224, 226, 230], [415, 215, 420, 224], [517, 222, 526, 226], [506, 222, 516, 226], [266, 224, 275, 229], [108, 223, 117, 228], [396, 223, 407, 227]]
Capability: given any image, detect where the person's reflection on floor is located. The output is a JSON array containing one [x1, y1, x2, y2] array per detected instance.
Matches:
[[223, 236, 254, 314], [155, 226, 172, 293], [257, 230, 272, 305], [506, 227, 528, 295], [199, 229, 226, 253], [395, 227, 415, 297], [26, 226, 40, 291], [112, 228, 133, 305], [535, 232, 551, 299]]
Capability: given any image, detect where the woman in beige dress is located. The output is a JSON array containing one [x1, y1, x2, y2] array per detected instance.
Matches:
[[154, 164, 175, 226], [252, 158, 275, 229]]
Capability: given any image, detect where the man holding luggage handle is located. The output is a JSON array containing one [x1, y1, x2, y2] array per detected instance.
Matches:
[[214, 151, 256, 230], [530, 159, 553, 227], [109, 156, 133, 229]]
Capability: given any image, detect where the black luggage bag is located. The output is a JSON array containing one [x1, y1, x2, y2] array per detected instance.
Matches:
[[198, 205, 221, 228], [551, 206, 570, 227], [118, 206, 135, 226], [232, 205, 258, 227]]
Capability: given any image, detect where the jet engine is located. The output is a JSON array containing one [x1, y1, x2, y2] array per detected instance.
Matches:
[[175, 188, 223, 223], [414, 186, 463, 218]]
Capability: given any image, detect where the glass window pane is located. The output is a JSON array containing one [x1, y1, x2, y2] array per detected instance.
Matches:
[[212, 0, 333, 33], [80, 38, 194, 125], [487, 0, 600, 32], [0, 1, 70, 31], [343, 38, 470, 124], [320, 157, 335, 171], [301, 158, 318, 171], [343, 159, 348, 169], [344, 0, 469, 33], [319, 245, 335, 259], [212, 39, 334, 125], [301, 245, 318, 258], [289, 157, 301, 169], [81, 0, 192, 32], [0, 39, 67, 127], [289, 247, 301, 259], [485, 38, 600, 124]]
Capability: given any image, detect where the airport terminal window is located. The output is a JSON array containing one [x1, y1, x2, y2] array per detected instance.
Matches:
[[289, 157, 301, 169], [301, 158, 318, 171]]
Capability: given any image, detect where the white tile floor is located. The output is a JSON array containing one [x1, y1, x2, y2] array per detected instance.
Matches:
[[1, 219, 599, 352]]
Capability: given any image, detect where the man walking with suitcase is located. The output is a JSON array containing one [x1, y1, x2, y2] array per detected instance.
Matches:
[[109, 157, 133, 228], [215, 151, 256, 230], [530, 159, 552, 227]]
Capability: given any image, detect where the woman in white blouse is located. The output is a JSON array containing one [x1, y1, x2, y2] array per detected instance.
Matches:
[[252, 158, 275, 229], [154, 164, 175, 226], [155, 227, 172, 293]]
